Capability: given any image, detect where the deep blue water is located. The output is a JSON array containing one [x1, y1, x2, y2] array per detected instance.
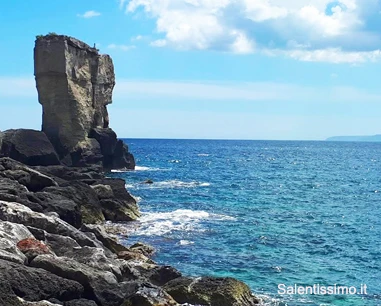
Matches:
[[109, 139, 381, 306]]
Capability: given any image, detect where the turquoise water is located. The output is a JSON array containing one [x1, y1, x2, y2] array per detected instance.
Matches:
[[109, 139, 381, 306]]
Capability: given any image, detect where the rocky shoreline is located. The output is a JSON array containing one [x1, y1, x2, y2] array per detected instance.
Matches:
[[0, 34, 260, 306]]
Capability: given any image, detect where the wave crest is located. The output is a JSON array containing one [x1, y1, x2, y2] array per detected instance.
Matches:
[[132, 209, 236, 236]]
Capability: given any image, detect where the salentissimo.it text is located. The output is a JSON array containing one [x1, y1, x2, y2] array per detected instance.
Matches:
[[278, 284, 368, 295]]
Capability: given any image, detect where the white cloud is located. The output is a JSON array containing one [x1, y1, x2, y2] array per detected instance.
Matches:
[[107, 44, 136, 51], [150, 39, 167, 47], [271, 48, 381, 63], [121, 0, 381, 63], [131, 35, 144, 41], [3, 76, 381, 105], [113, 79, 381, 103], [77, 10, 101, 18]]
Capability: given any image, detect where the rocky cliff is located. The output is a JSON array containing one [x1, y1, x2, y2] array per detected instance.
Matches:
[[0, 34, 260, 306], [33, 34, 134, 169]]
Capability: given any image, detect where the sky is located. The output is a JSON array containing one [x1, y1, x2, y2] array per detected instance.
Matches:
[[1, 0, 381, 140]]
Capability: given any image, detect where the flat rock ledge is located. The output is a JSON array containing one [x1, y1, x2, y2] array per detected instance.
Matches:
[[0, 157, 261, 306]]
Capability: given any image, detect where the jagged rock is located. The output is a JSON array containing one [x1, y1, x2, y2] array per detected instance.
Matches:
[[27, 192, 81, 228], [43, 232, 81, 257], [0, 201, 97, 248], [0, 259, 84, 302], [17, 238, 53, 261], [130, 242, 155, 257], [0, 158, 57, 192], [0, 177, 44, 212], [89, 128, 118, 160], [43, 181, 105, 225], [122, 284, 178, 306], [62, 139, 103, 168], [163, 276, 260, 306], [0, 129, 60, 166], [0, 280, 23, 305], [91, 184, 114, 199], [30, 254, 128, 306], [86, 178, 140, 221], [34, 34, 135, 170], [81, 224, 128, 254], [35, 35, 114, 157], [64, 299, 97, 306], [58, 246, 124, 280], [19, 300, 62, 306], [112, 140, 136, 170], [145, 265, 182, 287], [117, 250, 151, 263], [0, 221, 33, 264], [32, 165, 103, 184]]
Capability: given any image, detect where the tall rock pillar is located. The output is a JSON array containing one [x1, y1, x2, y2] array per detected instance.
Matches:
[[34, 34, 134, 169]]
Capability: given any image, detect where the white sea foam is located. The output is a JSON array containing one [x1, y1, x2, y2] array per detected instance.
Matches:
[[111, 169, 130, 173], [179, 240, 194, 245], [135, 166, 151, 171], [133, 209, 236, 236], [197, 153, 210, 157], [112, 165, 170, 172], [132, 195, 142, 202], [169, 159, 181, 163], [148, 180, 210, 189]]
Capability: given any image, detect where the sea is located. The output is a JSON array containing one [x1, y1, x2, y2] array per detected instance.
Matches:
[[108, 139, 381, 306]]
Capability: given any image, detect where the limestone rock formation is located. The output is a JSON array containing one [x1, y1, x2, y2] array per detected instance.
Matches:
[[34, 34, 134, 169], [0, 129, 60, 166]]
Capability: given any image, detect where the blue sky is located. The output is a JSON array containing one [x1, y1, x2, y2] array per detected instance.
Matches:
[[1, 0, 381, 140]]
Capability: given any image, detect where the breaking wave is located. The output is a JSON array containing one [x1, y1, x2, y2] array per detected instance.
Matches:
[[131, 209, 236, 236]]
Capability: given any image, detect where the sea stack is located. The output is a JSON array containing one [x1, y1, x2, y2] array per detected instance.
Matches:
[[33, 34, 135, 169]]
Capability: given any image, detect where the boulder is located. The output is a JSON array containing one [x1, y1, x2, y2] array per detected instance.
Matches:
[[0, 201, 98, 248], [0, 178, 44, 212], [0, 280, 23, 306], [81, 224, 128, 254], [122, 284, 178, 306], [43, 232, 81, 257], [30, 254, 126, 306], [89, 128, 118, 158], [0, 129, 60, 166], [63, 139, 103, 167], [32, 165, 103, 184], [64, 299, 97, 306], [0, 259, 84, 302], [163, 276, 260, 306], [117, 250, 151, 263], [43, 181, 105, 225], [130, 242, 155, 257], [17, 237, 53, 261], [19, 300, 62, 306], [27, 192, 81, 228], [0, 221, 34, 264], [112, 140, 135, 170], [0, 157, 57, 192], [88, 128, 135, 170], [85, 178, 140, 222]]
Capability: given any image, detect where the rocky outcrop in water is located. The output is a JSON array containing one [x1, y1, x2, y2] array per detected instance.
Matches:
[[0, 129, 60, 166], [0, 157, 261, 305], [33, 34, 134, 169], [0, 33, 261, 306]]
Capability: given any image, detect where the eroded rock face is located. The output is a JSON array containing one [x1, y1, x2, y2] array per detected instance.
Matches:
[[34, 35, 113, 156], [34, 34, 134, 169]]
